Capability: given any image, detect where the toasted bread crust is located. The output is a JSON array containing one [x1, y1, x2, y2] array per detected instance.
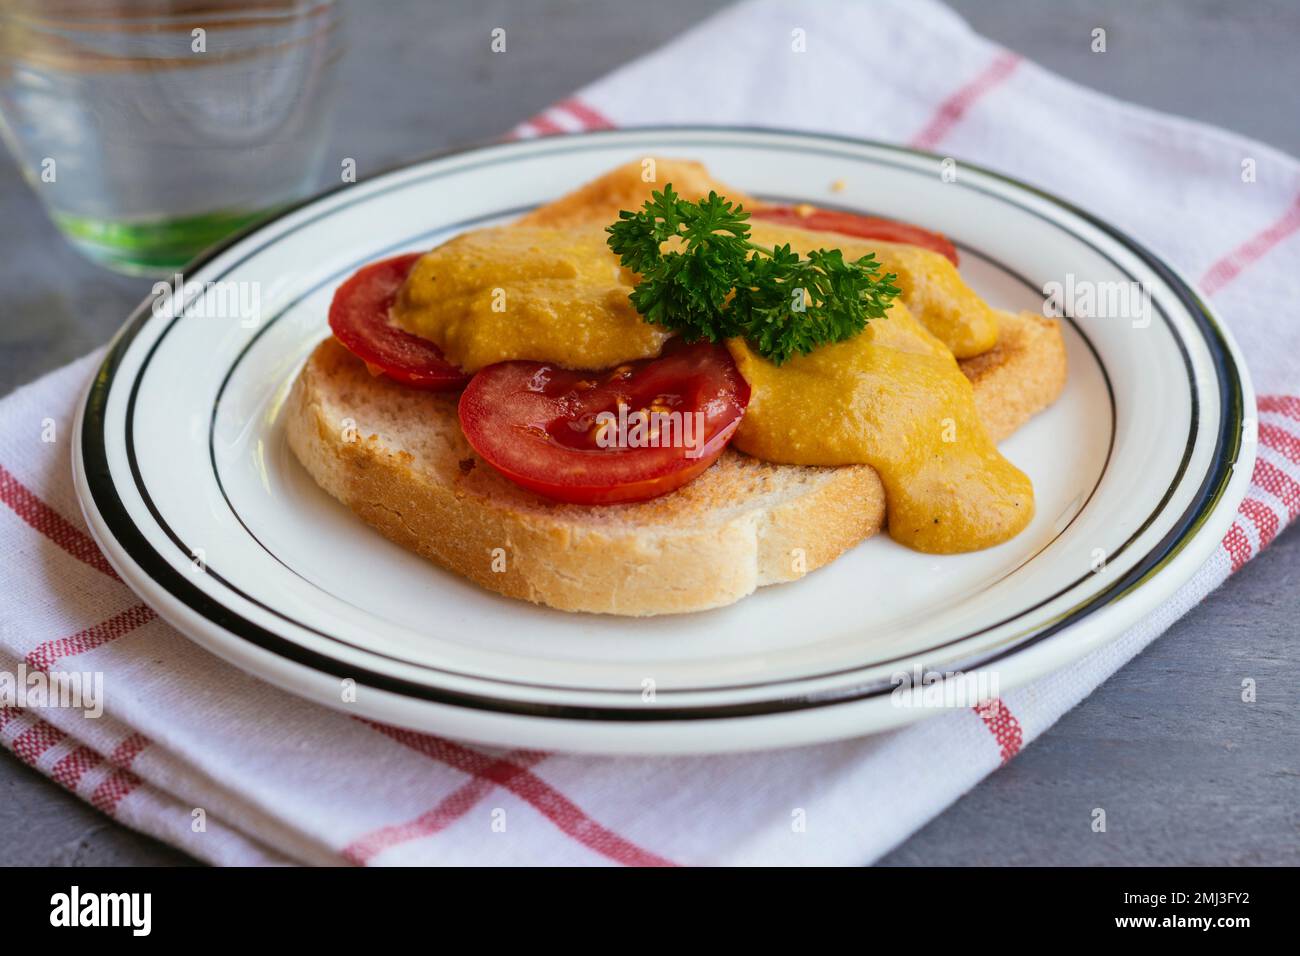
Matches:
[[966, 310, 1069, 443], [285, 309, 1065, 616], [515, 158, 757, 230]]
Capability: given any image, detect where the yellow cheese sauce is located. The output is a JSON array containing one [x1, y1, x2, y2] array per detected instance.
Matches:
[[389, 216, 1033, 553], [745, 221, 999, 359], [391, 224, 670, 372], [727, 302, 1033, 553]]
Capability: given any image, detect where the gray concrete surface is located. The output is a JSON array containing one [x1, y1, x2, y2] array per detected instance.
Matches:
[[1, 0, 1296, 866]]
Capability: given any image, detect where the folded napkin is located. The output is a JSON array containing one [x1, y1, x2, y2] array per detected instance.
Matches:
[[2, 0, 1297, 866]]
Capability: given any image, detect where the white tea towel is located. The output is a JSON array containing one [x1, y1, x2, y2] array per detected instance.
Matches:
[[3, 0, 1297, 865]]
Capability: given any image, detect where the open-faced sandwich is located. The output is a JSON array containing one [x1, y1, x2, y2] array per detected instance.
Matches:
[[286, 159, 1067, 616]]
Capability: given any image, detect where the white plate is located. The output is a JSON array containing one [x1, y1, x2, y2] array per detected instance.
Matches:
[[73, 128, 1254, 754]]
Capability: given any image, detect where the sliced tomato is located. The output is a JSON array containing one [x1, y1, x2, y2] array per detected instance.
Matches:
[[458, 340, 750, 505], [328, 253, 469, 390], [750, 206, 959, 265]]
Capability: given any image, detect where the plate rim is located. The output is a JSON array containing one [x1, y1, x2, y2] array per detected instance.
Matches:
[[73, 125, 1251, 727]]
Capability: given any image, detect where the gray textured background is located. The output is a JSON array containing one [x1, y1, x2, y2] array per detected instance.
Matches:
[[1, 0, 1296, 866]]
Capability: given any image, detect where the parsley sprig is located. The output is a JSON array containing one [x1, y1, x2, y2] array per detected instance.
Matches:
[[606, 185, 900, 364]]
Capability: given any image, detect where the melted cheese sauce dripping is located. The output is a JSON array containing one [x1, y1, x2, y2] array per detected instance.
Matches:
[[727, 302, 1033, 553]]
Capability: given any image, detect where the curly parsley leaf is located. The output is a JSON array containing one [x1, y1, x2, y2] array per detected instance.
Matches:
[[606, 186, 900, 364]]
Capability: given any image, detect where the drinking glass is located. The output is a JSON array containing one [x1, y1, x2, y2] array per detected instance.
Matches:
[[0, 0, 343, 274]]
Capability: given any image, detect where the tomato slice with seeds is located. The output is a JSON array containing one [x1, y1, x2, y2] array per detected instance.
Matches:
[[328, 253, 469, 391], [458, 340, 750, 505], [750, 206, 959, 266]]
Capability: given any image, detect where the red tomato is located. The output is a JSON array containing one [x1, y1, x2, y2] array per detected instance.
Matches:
[[750, 206, 959, 265], [328, 253, 469, 391], [458, 341, 750, 505]]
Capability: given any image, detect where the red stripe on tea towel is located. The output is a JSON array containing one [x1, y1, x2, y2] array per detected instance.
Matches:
[[89, 732, 151, 816], [50, 745, 102, 790], [342, 749, 549, 865], [974, 698, 1024, 764], [910, 52, 1022, 151], [557, 96, 617, 130], [11, 720, 66, 766], [26, 603, 156, 672], [1199, 193, 1300, 296], [0, 463, 119, 580], [364, 722, 677, 867]]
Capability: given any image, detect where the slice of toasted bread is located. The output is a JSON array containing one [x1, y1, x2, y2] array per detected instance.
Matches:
[[285, 310, 1066, 616], [515, 158, 757, 230]]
